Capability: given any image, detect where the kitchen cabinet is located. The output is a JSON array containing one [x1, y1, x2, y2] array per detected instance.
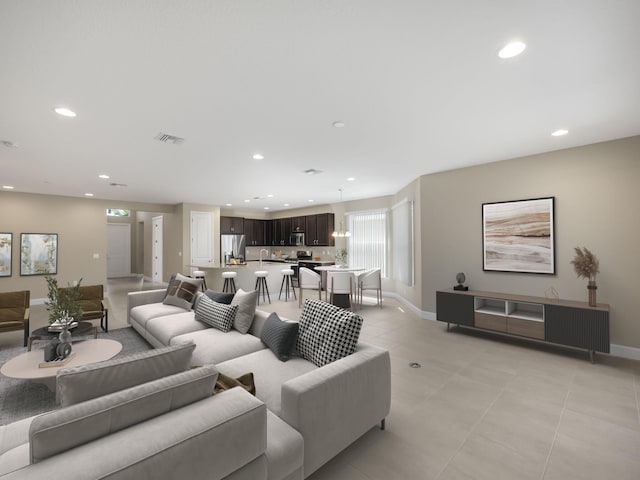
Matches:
[[220, 216, 244, 234], [305, 213, 335, 246], [291, 216, 305, 232], [244, 219, 269, 246], [272, 218, 292, 246]]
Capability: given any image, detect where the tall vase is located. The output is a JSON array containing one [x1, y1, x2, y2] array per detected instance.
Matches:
[[58, 325, 72, 344], [587, 280, 597, 307]]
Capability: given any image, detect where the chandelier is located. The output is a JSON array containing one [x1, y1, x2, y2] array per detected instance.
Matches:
[[332, 189, 351, 237]]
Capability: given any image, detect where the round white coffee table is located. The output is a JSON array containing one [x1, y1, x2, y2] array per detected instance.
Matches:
[[1, 339, 122, 391]]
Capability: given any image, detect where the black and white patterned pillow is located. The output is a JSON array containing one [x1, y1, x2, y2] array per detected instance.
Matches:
[[194, 294, 238, 332], [296, 299, 341, 361], [311, 309, 363, 367]]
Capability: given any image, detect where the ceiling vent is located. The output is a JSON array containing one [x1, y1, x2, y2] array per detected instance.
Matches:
[[110, 182, 128, 188], [303, 168, 322, 175], [154, 132, 185, 145]]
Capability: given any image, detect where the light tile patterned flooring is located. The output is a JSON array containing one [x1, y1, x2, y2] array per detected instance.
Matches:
[[4, 277, 640, 479]]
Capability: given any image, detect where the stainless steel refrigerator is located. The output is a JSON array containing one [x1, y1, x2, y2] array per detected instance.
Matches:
[[221, 234, 246, 264]]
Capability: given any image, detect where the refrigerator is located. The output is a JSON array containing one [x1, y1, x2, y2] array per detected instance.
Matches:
[[221, 234, 246, 264]]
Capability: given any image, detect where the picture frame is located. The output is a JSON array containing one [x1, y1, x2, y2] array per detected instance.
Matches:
[[20, 233, 58, 276], [482, 197, 555, 274], [0, 233, 11, 277]]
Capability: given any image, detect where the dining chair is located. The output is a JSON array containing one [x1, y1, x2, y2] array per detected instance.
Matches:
[[357, 268, 382, 308], [298, 267, 322, 307], [326, 271, 355, 310]]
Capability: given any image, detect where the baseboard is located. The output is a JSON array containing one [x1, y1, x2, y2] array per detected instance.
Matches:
[[610, 344, 640, 361]]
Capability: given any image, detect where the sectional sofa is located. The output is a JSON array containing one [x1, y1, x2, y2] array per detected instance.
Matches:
[[127, 287, 392, 478]]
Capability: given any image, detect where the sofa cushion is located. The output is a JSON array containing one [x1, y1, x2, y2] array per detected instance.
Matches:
[[0, 415, 35, 476], [171, 328, 266, 366], [129, 302, 188, 331], [265, 411, 304, 480], [56, 343, 196, 406], [163, 273, 202, 310], [195, 294, 238, 332], [217, 349, 316, 415], [31, 365, 219, 463], [260, 312, 299, 361], [144, 311, 208, 346], [231, 289, 259, 333], [204, 289, 235, 304]]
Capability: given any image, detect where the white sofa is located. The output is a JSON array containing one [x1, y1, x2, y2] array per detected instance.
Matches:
[[127, 289, 392, 478], [0, 343, 304, 479]]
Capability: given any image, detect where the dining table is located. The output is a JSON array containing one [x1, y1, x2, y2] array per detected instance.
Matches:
[[314, 265, 366, 309]]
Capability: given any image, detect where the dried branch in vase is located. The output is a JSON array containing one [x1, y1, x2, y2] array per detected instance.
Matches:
[[570, 247, 599, 282]]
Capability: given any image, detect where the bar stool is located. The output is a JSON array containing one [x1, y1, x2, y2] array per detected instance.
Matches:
[[192, 270, 207, 291], [254, 270, 271, 304], [222, 271, 237, 293], [279, 268, 297, 302]]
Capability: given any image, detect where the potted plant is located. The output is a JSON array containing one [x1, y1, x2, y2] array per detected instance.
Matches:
[[570, 247, 599, 307], [335, 248, 348, 267], [45, 276, 83, 329]]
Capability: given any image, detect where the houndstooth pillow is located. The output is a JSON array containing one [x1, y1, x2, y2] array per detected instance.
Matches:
[[194, 294, 238, 332], [311, 309, 363, 367], [296, 299, 362, 366], [296, 299, 341, 361]]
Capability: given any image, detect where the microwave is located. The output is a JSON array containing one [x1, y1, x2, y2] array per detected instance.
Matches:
[[289, 232, 305, 246]]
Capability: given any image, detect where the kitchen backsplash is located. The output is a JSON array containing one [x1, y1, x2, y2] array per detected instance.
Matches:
[[245, 247, 336, 261]]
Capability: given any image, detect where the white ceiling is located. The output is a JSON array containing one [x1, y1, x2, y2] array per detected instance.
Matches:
[[1, 1, 639, 212]]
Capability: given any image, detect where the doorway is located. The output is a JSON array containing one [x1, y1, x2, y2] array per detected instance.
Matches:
[[107, 223, 131, 278], [190, 211, 212, 269]]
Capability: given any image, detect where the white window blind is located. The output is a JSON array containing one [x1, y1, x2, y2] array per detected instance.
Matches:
[[346, 210, 387, 277]]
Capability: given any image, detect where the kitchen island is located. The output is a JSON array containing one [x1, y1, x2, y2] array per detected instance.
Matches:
[[191, 261, 298, 300]]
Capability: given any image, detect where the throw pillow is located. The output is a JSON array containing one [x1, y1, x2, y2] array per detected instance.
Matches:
[[231, 289, 259, 334], [260, 312, 299, 361], [195, 294, 238, 332], [311, 309, 363, 367], [204, 289, 235, 305], [163, 273, 202, 310], [213, 372, 256, 396], [295, 299, 341, 361]]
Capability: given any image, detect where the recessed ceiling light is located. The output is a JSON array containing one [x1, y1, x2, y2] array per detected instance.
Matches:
[[332, 121, 345, 128], [98, 174, 110, 179], [498, 41, 526, 59], [252, 153, 264, 160], [54, 107, 77, 117], [308, 199, 314, 203], [3, 185, 15, 190], [267, 194, 274, 198], [551, 129, 569, 136], [225, 203, 232, 207], [264, 207, 270, 210], [84, 193, 94, 197], [347, 177, 355, 182], [244, 199, 250, 203], [283, 203, 290, 207]]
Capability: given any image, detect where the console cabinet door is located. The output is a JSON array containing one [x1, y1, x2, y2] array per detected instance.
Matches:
[[545, 305, 610, 353], [436, 291, 474, 326]]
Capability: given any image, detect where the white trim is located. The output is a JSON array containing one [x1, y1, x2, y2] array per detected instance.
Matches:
[[610, 344, 640, 361]]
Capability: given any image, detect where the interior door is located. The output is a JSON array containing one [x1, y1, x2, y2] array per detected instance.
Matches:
[[191, 211, 213, 267], [152, 216, 163, 283], [107, 223, 131, 278]]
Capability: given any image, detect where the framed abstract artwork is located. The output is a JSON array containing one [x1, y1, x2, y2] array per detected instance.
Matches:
[[20, 233, 58, 276], [0, 233, 11, 277], [482, 197, 555, 274]]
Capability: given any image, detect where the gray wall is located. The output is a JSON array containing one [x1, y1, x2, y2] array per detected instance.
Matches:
[[420, 135, 640, 349]]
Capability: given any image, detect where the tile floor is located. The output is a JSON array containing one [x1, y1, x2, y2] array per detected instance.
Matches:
[[3, 277, 640, 479]]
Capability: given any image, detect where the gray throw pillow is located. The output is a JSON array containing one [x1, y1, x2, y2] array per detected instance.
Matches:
[[163, 273, 202, 310], [204, 289, 235, 304], [195, 294, 238, 332], [260, 312, 299, 361], [231, 289, 259, 334]]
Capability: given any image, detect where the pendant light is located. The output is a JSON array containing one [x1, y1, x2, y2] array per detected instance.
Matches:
[[332, 189, 351, 237]]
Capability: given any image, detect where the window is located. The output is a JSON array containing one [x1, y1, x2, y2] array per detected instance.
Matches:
[[346, 210, 387, 277], [106, 208, 130, 217]]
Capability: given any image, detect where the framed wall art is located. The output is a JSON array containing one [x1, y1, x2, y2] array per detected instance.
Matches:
[[0, 233, 11, 277], [482, 197, 555, 274], [20, 233, 58, 276]]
